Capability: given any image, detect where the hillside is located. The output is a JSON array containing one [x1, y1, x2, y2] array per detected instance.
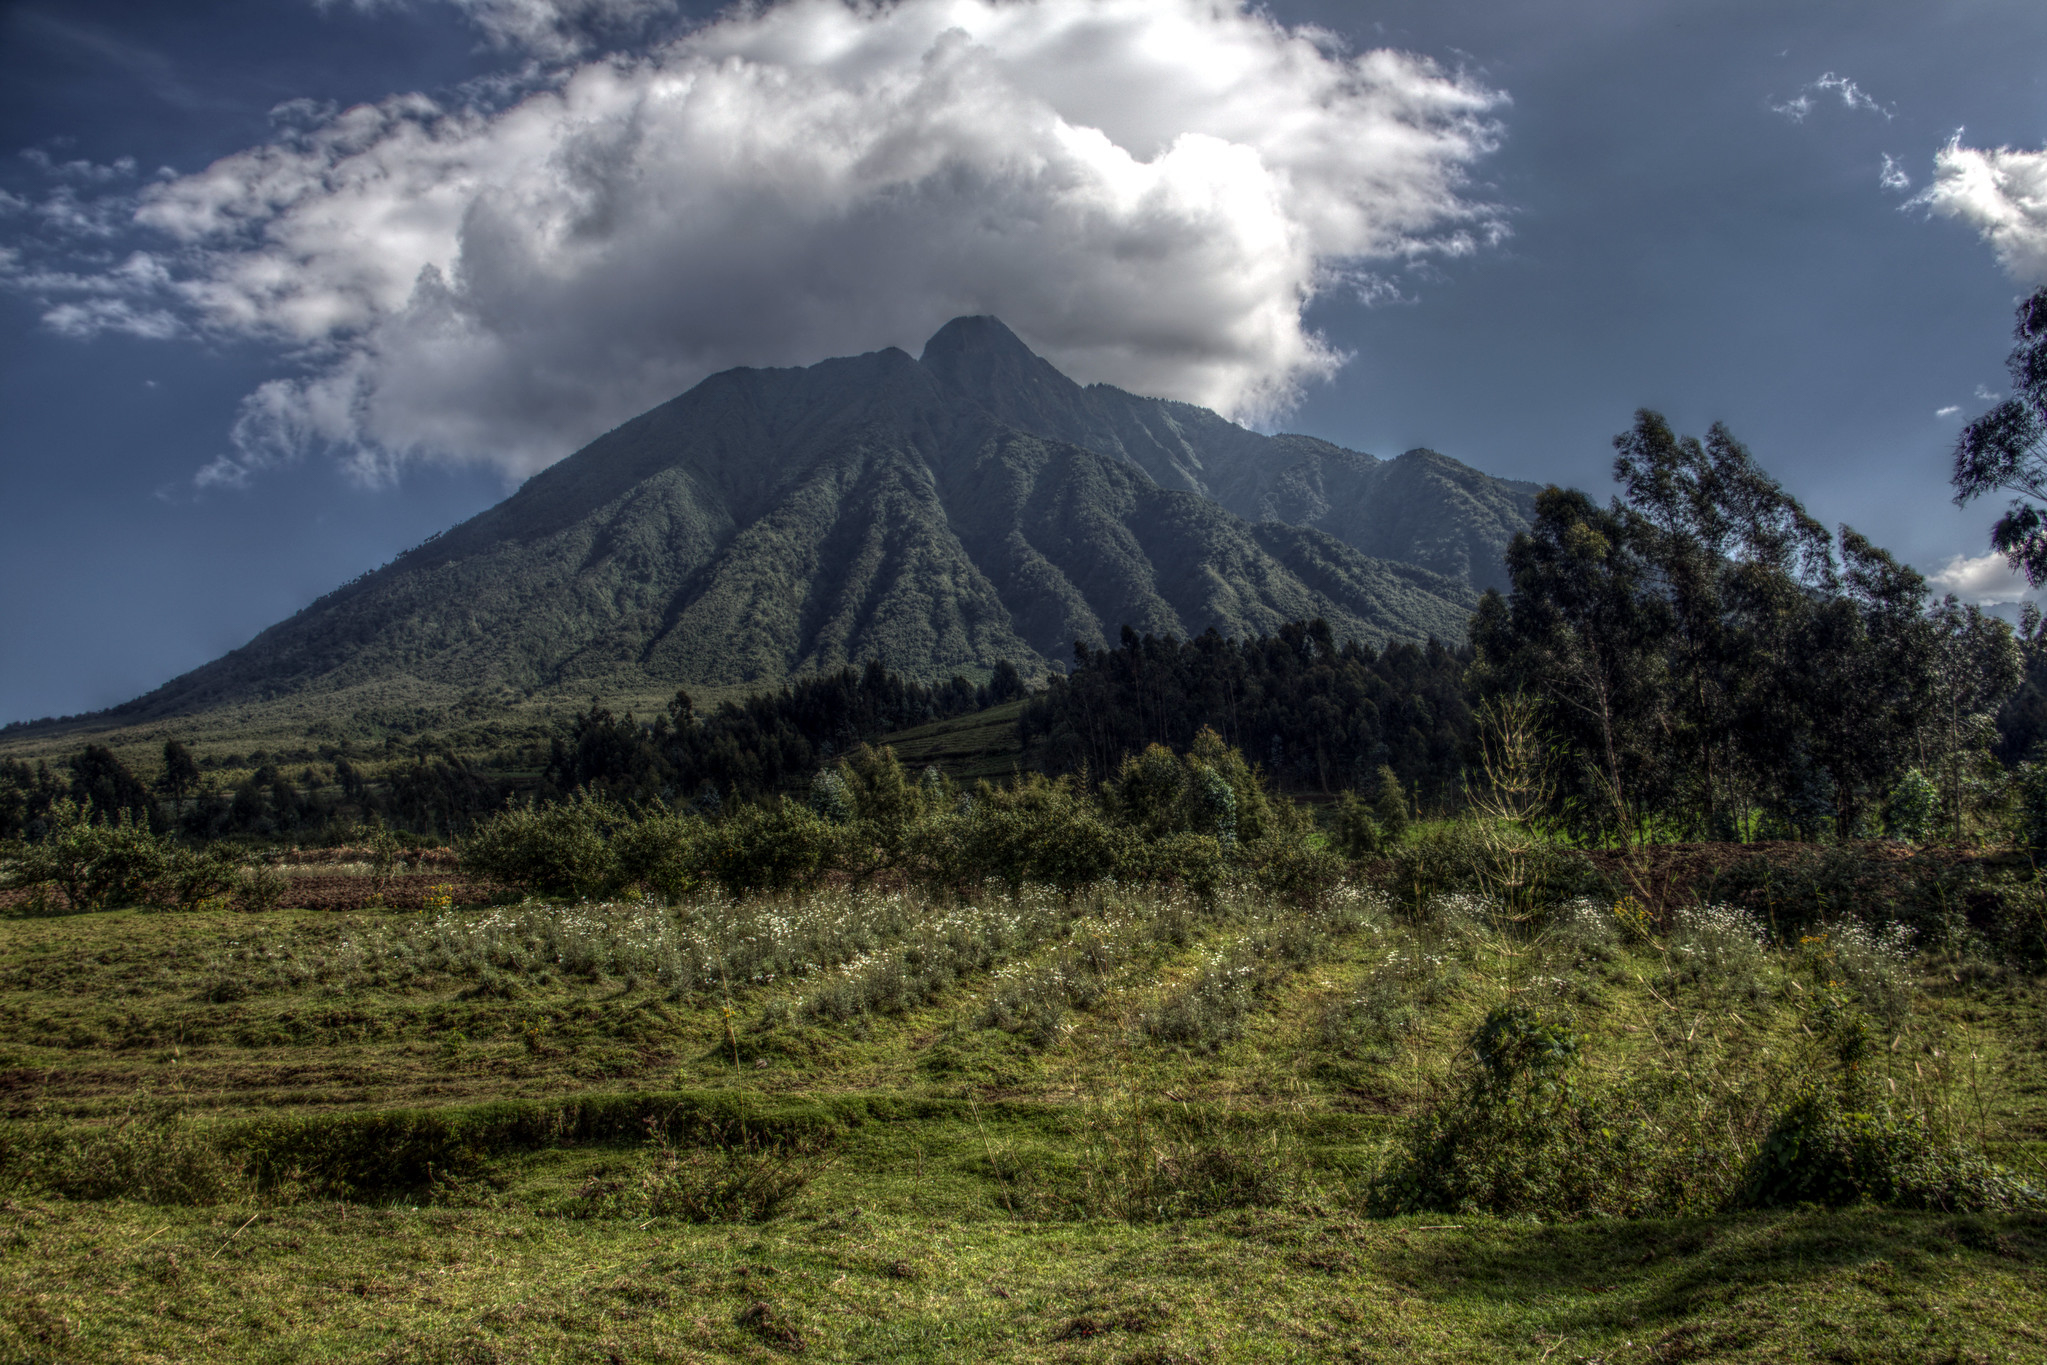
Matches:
[[100, 320, 1536, 723]]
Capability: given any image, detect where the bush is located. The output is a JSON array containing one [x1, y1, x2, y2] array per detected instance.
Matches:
[[1332, 792, 1385, 860], [163, 844, 242, 911], [1369, 1004, 1653, 1219], [461, 794, 624, 899], [234, 859, 290, 913], [6, 800, 170, 911], [1663, 903, 1773, 1002], [1738, 1086, 2040, 1212], [697, 798, 837, 897], [610, 810, 705, 901], [1885, 768, 1939, 842]]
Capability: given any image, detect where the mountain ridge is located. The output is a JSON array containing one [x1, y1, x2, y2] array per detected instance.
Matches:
[[106, 320, 1539, 722]]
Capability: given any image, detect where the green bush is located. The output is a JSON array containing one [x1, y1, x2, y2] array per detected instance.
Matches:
[[6, 800, 171, 911], [1369, 1004, 1651, 1218], [1738, 1086, 2040, 1212], [697, 798, 836, 897], [610, 809, 705, 900], [460, 793, 624, 899], [1884, 768, 1939, 842], [1332, 792, 1385, 860]]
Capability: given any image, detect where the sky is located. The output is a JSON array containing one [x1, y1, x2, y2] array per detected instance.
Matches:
[[4, 0, 2047, 724]]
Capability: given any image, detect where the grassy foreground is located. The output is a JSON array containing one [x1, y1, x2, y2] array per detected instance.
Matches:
[[2, 875, 2045, 1361]]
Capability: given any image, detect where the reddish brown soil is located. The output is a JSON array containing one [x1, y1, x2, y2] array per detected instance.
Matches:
[[0, 869, 501, 914]]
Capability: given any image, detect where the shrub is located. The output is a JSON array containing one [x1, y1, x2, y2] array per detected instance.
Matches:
[[1663, 903, 1773, 1002], [1332, 792, 1385, 860], [1885, 768, 1939, 842], [6, 800, 170, 911], [1738, 1086, 2040, 1212], [163, 844, 242, 911], [1369, 1004, 1654, 1219], [697, 799, 837, 898], [610, 809, 705, 901], [460, 794, 624, 899], [1812, 921, 1915, 1027], [233, 859, 290, 913]]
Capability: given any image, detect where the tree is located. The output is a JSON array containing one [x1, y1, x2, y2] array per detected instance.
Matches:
[[161, 740, 200, 821], [69, 744, 156, 828], [1953, 286, 2047, 583]]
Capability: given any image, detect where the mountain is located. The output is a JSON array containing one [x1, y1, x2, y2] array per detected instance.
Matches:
[[920, 316, 1542, 593], [112, 320, 1537, 720]]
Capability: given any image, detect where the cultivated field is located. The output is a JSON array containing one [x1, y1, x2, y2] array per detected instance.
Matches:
[[3, 863, 2045, 1362]]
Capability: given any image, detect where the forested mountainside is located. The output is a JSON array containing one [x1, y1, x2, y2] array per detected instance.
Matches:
[[107, 319, 1537, 721]]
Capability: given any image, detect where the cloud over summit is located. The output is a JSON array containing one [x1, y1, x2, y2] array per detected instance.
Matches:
[[23, 0, 1507, 484]]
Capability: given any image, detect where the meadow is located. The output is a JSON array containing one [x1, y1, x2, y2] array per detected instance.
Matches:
[[3, 851, 2045, 1363]]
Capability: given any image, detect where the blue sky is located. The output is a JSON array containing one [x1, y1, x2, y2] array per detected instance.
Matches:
[[4, 0, 2047, 723]]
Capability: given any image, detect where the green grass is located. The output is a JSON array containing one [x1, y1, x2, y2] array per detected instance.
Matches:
[[3, 881, 2046, 1361], [874, 699, 1029, 784]]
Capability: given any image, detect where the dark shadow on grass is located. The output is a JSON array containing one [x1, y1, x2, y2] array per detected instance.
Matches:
[[1377, 1208, 2047, 1343]]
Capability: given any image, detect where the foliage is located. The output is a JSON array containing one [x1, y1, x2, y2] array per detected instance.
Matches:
[[5, 799, 170, 912], [1738, 1003, 2039, 1213], [1367, 1004, 1642, 1218], [1952, 284, 2047, 587], [1021, 620, 1474, 805], [567, 1126, 831, 1223], [1474, 412, 2013, 844]]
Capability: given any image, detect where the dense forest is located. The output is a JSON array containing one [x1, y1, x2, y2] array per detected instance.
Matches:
[[1018, 623, 1473, 808], [9, 403, 2047, 849], [1471, 411, 2031, 842], [540, 659, 1025, 807]]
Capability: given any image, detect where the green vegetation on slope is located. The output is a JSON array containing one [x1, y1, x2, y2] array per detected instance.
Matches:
[[2, 846, 2045, 1360]]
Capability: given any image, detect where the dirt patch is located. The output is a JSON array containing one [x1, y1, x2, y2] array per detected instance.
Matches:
[[0, 871, 502, 915]]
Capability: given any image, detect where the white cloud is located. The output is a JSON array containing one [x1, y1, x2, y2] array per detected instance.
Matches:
[[328, 0, 682, 59], [1930, 551, 2039, 604], [1772, 72, 1889, 123], [39, 0, 1508, 483], [1916, 136, 2047, 283], [1879, 153, 1910, 193], [1936, 404, 1960, 417], [1977, 384, 2004, 402]]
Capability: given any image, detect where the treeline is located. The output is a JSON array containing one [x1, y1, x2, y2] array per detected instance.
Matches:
[[466, 731, 1364, 903], [0, 742, 504, 844], [1473, 410, 2031, 842], [542, 658, 1025, 806], [1018, 622, 1472, 807]]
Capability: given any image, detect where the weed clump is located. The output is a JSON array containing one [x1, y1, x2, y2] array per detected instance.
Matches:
[[568, 1126, 831, 1223], [1738, 1003, 2039, 1212], [1368, 1003, 1643, 1219]]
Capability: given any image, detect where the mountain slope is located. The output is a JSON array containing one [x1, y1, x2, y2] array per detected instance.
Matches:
[[112, 322, 1520, 720], [920, 316, 1541, 592]]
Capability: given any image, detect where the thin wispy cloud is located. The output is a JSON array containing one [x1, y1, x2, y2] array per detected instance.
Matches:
[[1879, 154, 1910, 192], [1936, 404, 1960, 418], [14, 0, 1510, 487], [1771, 72, 1890, 123]]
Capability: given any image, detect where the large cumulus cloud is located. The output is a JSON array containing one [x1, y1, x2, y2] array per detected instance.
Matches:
[[24, 0, 1507, 484], [1917, 136, 2047, 284]]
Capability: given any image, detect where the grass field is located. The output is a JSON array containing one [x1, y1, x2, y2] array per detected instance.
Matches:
[[3, 874, 2045, 1361]]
